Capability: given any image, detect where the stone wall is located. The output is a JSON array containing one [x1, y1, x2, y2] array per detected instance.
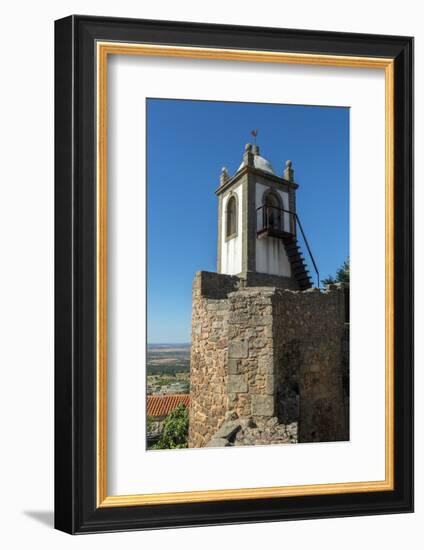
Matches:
[[189, 272, 232, 448], [188, 271, 349, 448], [272, 287, 348, 442], [226, 287, 275, 420]]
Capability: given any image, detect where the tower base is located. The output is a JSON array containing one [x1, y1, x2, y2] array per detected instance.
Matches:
[[189, 271, 349, 448]]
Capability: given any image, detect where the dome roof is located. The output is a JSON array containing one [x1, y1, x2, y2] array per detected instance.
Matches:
[[253, 154, 276, 175], [237, 149, 277, 176]]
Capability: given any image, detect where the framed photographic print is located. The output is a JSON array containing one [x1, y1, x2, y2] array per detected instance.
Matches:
[[54, 15, 413, 534]]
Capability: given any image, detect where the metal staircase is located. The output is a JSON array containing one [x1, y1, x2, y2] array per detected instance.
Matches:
[[256, 205, 319, 290], [281, 234, 312, 290]]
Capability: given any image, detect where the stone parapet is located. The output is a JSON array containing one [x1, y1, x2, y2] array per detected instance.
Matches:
[[192, 270, 241, 299]]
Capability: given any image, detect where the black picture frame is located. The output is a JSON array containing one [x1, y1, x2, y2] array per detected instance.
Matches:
[[55, 15, 413, 534]]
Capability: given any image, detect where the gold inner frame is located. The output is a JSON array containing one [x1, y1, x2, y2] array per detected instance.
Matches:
[[96, 42, 395, 508]]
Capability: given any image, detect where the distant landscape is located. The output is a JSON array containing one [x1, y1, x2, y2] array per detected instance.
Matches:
[[147, 343, 190, 395]]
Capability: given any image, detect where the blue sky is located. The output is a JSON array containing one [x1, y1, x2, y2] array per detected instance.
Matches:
[[147, 99, 349, 344]]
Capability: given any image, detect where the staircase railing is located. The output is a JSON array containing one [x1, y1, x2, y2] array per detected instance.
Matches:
[[293, 212, 320, 288], [256, 205, 320, 288]]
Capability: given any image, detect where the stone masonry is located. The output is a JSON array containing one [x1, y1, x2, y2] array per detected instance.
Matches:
[[188, 271, 349, 448]]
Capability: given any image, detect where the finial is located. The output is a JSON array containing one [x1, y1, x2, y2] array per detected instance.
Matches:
[[284, 159, 295, 182], [220, 166, 230, 185], [251, 129, 258, 145], [243, 143, 254, 167]]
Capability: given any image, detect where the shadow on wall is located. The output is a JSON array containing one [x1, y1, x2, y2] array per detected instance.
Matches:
[[23, 511, 54, 529]]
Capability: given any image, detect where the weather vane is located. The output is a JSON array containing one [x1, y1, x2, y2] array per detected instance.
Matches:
[[251, 129, 258, 144]]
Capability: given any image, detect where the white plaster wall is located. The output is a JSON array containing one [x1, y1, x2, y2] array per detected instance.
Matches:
[[220, 184, 243, 275], [255, 183, 292, 276]]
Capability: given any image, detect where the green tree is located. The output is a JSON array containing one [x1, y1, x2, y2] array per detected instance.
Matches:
[[153, 403, 189, 450], [322, 257, 350, 286]]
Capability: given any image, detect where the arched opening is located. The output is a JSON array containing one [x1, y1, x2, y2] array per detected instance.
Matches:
[[263, 190, 282, 230], [225, 194, 237, 239]]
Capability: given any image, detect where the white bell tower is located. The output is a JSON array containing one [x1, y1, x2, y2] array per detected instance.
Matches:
[[216, 143, 313, 290]]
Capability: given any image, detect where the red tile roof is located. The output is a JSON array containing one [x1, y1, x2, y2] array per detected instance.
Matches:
[[147, 394, 190, 418]]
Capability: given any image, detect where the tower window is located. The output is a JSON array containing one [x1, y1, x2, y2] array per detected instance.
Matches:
[[263, 190, 282, 230], [226, 194, 237, 239]]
